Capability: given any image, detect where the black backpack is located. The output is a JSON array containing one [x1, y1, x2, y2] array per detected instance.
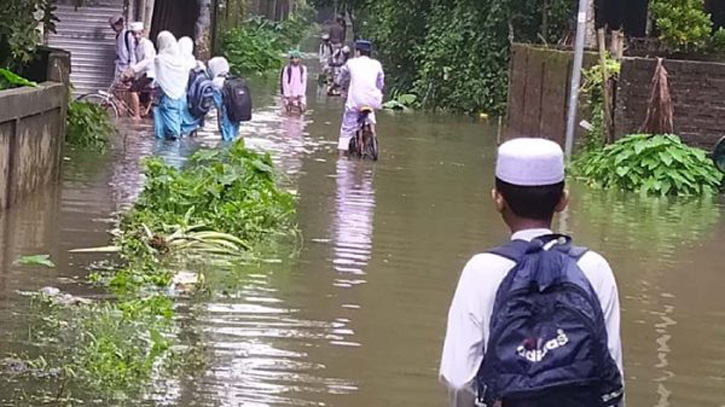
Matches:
[[187, 68, 215, 119], [222, 77, 252, 122]]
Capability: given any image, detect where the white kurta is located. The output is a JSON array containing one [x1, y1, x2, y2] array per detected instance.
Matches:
[[131, 37, 157, 79], [439, 228, 624, 406], [114, 29, 136, 77], [337, 56, 384, 111]]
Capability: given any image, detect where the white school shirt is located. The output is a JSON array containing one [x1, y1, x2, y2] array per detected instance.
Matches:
[[337, 56, 384, 111], [115, 29, 136, 76], [131, 37, 157, 79], [439, 228, 623, 406]]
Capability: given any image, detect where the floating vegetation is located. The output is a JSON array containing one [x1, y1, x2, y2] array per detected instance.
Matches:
[[13, 254, 55, 268], [2, 141, 297, 404]]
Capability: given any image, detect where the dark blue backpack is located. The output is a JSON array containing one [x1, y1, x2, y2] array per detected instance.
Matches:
[[476, 235, 623, 407], [187, 68, 214, 119]]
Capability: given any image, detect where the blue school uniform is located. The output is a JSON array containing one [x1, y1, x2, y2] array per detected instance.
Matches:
[[213, 89, 240, 141], [154, 94, 185, 140]]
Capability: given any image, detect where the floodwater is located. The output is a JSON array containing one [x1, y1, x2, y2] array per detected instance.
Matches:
[[1, 71, 725, 407]]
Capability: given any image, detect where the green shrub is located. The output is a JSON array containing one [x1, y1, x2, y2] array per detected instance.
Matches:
[[0, 0, 52, 67], [361, 0, 574, 115], [122, 141, 296, 245], [221, 16, 311, 76], [650, 0, 712, 52], [575, 134, 723, 196], [66, 101, 114, 150], [708, 27, 725, 52], [580, 57, 620, 152]]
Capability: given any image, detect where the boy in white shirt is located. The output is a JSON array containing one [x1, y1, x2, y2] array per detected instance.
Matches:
[[440, 138, 624, 407]]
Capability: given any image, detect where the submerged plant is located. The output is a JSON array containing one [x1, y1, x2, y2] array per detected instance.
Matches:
[[123, 141, 296, 247], [3, 141, 296, 404], [66, 101, 115, 150], [574, 134, 723, 196], [14, 254, 55, 268]]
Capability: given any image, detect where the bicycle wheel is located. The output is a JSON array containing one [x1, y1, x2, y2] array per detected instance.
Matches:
[[367, 132, 379, 161], [76, 93, 119, 118], [348, 132, 360, 158]]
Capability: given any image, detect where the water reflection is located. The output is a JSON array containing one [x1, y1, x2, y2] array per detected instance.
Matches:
[[332, 159, 375, 278], [2, 64, 725, 407]]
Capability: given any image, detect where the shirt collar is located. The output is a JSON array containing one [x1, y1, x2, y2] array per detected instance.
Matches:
[[511, 228, 553, 242]]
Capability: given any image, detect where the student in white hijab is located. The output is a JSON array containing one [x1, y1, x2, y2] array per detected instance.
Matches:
[[153, 31, 187, 140], [207, 56, 240, 141], [178, 37, 205, 72]]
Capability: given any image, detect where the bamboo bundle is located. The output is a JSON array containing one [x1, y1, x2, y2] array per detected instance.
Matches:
[[639, 58, 674, 135]]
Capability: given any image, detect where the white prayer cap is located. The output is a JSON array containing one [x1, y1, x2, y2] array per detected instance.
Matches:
[[130, 22, 144, 32], [496, 138, 565, 186]]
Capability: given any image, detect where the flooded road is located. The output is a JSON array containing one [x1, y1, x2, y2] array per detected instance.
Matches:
[[1, 74, 725, 407]]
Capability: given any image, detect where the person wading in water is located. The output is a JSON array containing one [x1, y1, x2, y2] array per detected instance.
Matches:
[[440, 138, 624, 407]]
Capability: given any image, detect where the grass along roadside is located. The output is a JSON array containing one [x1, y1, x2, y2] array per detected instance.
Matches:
[[1, 141, 297, 404]]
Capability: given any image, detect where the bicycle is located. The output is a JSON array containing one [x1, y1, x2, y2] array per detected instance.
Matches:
[[284, 95, 305, 116], [76, 77, 151, 119], [348, 107, 379, 161]]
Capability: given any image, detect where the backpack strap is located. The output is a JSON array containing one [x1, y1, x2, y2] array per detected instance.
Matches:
[[488, 234, 588, 263], [125, 30, 136, 64], [487, 239, 532, 263]]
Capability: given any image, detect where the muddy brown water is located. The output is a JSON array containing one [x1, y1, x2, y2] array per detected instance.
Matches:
[[1, 76, 725, 407]]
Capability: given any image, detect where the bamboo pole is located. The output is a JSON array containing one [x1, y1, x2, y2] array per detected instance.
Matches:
[[597, 28, 614, 144]]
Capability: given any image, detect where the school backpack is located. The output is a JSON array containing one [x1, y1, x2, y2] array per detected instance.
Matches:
[[187, 68, 215, 119], [223, 76, 252, 122], [476, 235, 623, 407]]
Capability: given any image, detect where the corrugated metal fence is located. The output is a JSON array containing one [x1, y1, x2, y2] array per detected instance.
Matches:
[[47, 3, 123, 96]]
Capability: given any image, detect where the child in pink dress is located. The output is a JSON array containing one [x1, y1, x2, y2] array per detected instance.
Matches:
[[280, 49, 308, 112]]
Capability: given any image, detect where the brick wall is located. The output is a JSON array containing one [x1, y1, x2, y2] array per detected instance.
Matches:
[[615, 57, 725, 149]]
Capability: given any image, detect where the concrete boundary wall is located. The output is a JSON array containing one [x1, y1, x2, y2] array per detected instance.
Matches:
[[0, 83, 67, 210]]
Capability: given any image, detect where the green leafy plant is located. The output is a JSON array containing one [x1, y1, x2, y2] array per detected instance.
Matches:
[[650, 0, 712, 52], [4, 141, 296, 403], [122, 141, 296, 246], [580, 57, 621, 153], [707, 27, 725, 52], [0, 67, 37, 89], [575, 134, 723, 196], [360, 0, 573, 115], [66, 101, 114, 150], [14, 254, 55, 267], [382, 93, 418, 110], [221, 16, 311, 76], [0, 0, 58, 68]]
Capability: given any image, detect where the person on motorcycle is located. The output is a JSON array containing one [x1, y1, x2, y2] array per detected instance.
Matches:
[[335, 40, 384, 153], [280, 49, 308, 112], [327, 45, 351, 96]]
